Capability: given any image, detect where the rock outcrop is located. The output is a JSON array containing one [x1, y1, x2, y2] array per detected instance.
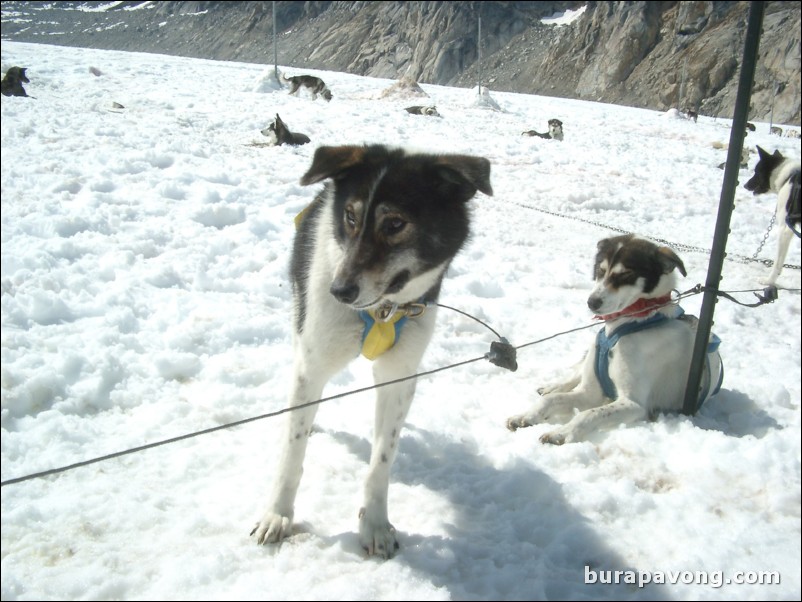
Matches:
[[1, 1, 798, 124]]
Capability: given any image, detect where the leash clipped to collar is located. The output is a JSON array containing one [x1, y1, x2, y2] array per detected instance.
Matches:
[[787, 170, 801, 239], [692, 283, 779, 308], [359, 302, 427, 361]]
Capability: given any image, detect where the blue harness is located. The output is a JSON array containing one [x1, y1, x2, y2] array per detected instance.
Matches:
[[595, 307, 723, 411]]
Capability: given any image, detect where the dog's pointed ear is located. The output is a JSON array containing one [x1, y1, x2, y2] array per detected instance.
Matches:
[[772, 149, 784, 160], [756, 145, 769, 161], [657, 246, 687, 277], [433, 155, 493, 201], [300, 145, 368, 185], [595, 235, 616, 254]]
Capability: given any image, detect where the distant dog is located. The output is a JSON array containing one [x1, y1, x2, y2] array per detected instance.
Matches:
[[507, 234, 723, 444], [251, 144, 492, 557], [522, 118, 563, 141], [282, 74, 332, 101], [261, 113, 310, 146], [744, 146, 801, 285], [770, 126, 783, 136], [717, 145, 751, 170], [405, 105, 441, 117], [683, 108, 698, 122], [1, 66, 30, 97]]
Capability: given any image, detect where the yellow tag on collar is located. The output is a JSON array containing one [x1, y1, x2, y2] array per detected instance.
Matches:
[[294, 203, 313, 230], [361, 310, 407, 361]]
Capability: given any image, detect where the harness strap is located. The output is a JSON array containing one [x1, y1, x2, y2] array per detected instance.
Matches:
[[595, 312, 670, 400], [594, 307, 723, 407], [786, 170, 801, 239], [701, 332, 724, 408]]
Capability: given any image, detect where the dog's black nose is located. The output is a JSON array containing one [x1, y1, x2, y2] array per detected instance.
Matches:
[[587, 296, 603, 312], [330, 281, 360, 305]]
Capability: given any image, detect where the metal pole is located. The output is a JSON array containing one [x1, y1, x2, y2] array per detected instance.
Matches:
[[682, 1, 766, 415], [273, 1, 278, 81], [477, 14, 482, 96], [769, 80, 778, 133]]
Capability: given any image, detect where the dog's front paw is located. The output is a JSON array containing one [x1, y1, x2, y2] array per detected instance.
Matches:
[[358, 507, 399, 559], [539, 430, 567, 445], [506, 412, 540, 431], [251, 512, 293, 545], [506, 416, 530, 431], [537, 384, 560, 396]]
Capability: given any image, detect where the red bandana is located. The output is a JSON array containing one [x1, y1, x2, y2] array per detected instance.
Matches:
[[595, 294, 672, 322]]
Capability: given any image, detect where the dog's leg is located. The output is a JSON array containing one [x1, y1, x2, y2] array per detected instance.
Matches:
[[763, 224, 793, 285], [252, 338, 353, 545], [358, 315, 435, 558], [507, 385, 604, 431], [507, 351, 598, 430], [536, 356, 586, 395], [539, 397, 647, 445], [761, 187, 793, 286]]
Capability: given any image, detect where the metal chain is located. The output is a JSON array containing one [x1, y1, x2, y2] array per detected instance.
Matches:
[[751, 213, 776, 262], [506, 200, 800, 271]]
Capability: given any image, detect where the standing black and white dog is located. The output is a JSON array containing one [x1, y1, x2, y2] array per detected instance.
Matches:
[[522, 119, 564, 141], [252, 144, 492, 557], [507, 234, 723, 444], [282, 73, 333, 101], [744, 146, 801, 285]]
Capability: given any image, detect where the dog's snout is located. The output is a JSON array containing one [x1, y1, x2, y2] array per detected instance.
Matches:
[[587, 295, 603, 312], [330, 281, 360, 305]]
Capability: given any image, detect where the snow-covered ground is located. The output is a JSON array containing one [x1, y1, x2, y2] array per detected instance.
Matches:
[[2, 40, 800, 600]]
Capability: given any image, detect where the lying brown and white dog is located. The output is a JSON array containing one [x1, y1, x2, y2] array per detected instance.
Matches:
[[507, 234, 723, 444]]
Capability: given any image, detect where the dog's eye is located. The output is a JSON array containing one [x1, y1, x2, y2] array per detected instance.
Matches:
[[344, 209, 358, 228], [382, 217, 407, 236], [611, 270, 636, 284]]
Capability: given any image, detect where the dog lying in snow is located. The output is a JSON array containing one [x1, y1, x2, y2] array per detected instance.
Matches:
[[1, 66, 30, 97], [507, 234, 723, 444], [522, 119, 563, 141], [260, 114, 310, 146]]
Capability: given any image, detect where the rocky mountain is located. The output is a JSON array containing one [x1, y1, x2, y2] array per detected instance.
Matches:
[[1, 1, 799, 124]]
